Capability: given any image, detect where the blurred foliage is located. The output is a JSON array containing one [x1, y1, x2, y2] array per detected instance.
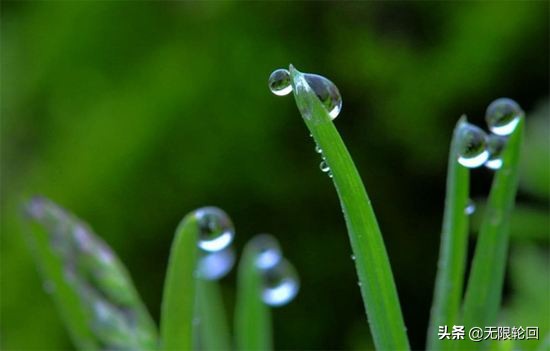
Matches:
[[1, 2, 548, 350]]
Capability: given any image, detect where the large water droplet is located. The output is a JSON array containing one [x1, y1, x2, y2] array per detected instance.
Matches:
[[303, 73, 342, 119], [485, 134, 507, 170], [456, 122, 489, 168], [320, 160, 330, 173], [195, 207, 235, 252], [261, 259, 300, 307], [268, 69, 292, 96], [197, 246, 235, 280], [465, 199, 476, 215], [249, 234, 282, 270], [485, 98, 523, 136]]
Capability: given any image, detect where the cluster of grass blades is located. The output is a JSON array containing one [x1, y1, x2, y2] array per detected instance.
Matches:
[[23, 65, 533, 350]]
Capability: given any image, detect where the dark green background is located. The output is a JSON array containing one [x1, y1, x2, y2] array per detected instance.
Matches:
[[2, 2, 549, 350]]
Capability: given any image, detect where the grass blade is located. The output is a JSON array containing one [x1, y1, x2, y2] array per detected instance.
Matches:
[[24, 197, 159, 350], [160, 213, 199, 350], [235, 241, 273, 351], [461, 118, 524, 346], [289, 66, 410, 351], [196, 279, 232, 350], [427, 117, 471, 351]]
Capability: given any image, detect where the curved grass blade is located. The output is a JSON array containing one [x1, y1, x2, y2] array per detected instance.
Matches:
[[289, 65, 410, 351], [461, 118, 524, 348], [426, 117, 470, 351], [160, 212, 199, 350], [24, 197, 159, 350], [235, 241, 273, 351], [196, 279, 232, 350]]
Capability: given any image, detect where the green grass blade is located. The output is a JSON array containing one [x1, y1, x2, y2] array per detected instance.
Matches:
[[289, 66, 410, 351], [24, 197, 159, 350], [461, 118, 524, 346], [235, 241, 273, 351], [196, 279, 232, 350], [427, 117, 470, 351], [160, 213, 199, 351]]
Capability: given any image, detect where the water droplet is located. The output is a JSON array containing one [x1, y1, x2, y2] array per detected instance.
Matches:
[[261, 259, 299, 307], [485, 98, 523, 136], [456, 122, 489, 168], [197, 246, 235, 280], [195, 207, 235, 252], [327, 171, 333, 178], [302, 73, 342, 119], [268, 69, 292, 96], [315, 144, 323, 154], [249, 234, 282, 270], [357, 281, 362, 287], [320, 160, 330, 173], [351, 255, 356, 261], [485, 134, 507, 170], [465, 199, 476, 215]]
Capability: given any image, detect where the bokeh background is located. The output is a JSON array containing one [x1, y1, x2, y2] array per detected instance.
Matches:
[[1, 2, 549, 350]]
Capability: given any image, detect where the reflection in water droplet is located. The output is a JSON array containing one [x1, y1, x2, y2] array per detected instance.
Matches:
[[456, 122, 489, 168], [320, 161, 330, 173], [465, 199, 476, 215], [197, 246, 235, 280], [303, 73, 342, 119], [261, 259, 299, 307], [250, 234, 282, 270], [195, 207, 235, 252], [485, 134, 507, 170], [268, 69, 292, 96], [485, 98, 523, 136]]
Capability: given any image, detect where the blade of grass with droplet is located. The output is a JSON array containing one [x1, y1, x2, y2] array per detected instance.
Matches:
[[23, 197, 159, 350], [461, 118, 524, 348], [196, 279, 232, 350], [289, 66, 410, 351], [426, 117, 470, 351], [235, 241, 273, 351], [160, 213, 199, 350]]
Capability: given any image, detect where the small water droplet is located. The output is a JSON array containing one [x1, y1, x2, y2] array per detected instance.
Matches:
[[327, 171, 333, 178], [351, 255, 356, 261], [484, 134, 507, 170], [465, 199, 476, 215], [456, 122, 489, 168], [320, 160, 330, 173], [268, 69, 292, 96], [357, 281, 362, 287], [195, 207, 235, 252], [315, 144, 323, 154], [250, 234, 282, 270], [197, 246, 235, 280], [261, 259, 299, 307], [485, 98, 523, 136]]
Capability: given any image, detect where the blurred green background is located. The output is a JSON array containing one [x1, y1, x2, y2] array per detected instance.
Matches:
[[1, 1, 549, 350]]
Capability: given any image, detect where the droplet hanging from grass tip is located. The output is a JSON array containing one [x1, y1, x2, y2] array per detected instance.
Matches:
[[465, 199, 476, 215], [485, 134, 507, 170], [260, 258, 300, 307], [456, 121, 489, 168], [485, 98, 523, 136], [195, 207, 235, 252], [249, 233, 282, 270], [270, 66, 342, 119]]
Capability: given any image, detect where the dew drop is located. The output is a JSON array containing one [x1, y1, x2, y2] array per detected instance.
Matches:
[[249, 234, 282, 270], [197, 246, 235, 280], [261, 259, 300, 307], [485, 134, 507, 170], [351, 255, 356, 261], [465, 199, 476, 215], [195, 207, 235, 252], [456, 122, 489, 168], [268, 69, 292, 96], [303, 73, 342, 119], [485, 98, 523, 136], [315, 144, 323, 154], [320, 160, 330, 173]]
